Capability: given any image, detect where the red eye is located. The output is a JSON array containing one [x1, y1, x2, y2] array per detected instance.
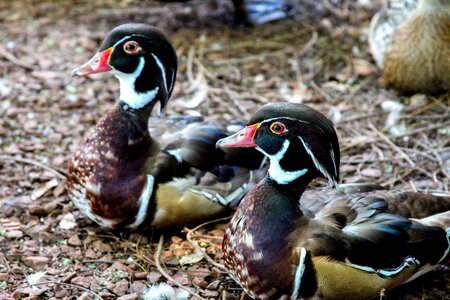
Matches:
[[270, 122, 286, 134], [123, 41, 139, 54]]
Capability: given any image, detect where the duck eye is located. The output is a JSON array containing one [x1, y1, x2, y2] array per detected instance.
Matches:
[[123, 41, 139, 54], [270, 122, 286, 134]]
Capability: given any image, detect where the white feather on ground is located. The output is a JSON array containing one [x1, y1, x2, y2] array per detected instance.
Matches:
[[140, 282, 190, 300]]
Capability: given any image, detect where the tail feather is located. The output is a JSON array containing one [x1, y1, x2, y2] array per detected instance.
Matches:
[[417, 211, 450, 230]]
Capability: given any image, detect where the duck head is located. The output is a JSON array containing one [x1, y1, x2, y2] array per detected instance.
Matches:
[[217, 102, 340, 186], [72, 23, 177, 115]]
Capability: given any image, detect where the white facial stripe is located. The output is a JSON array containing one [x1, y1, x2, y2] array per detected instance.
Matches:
[[257, 140, 308, 184], [127, 175, 155, 228], [298, 136, 337, 187], [291, 247, 307, 300], [114, 57, 159, 109], [151, 53, 168, 95], [169, 68, 175, 92], [111, 34, 148, 49], [329, 144, 338, 178], [260, 116, 311, 126], [112, 35, 132, 48]]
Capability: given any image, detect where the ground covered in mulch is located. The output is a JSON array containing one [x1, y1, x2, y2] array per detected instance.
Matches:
[[0, 0, 449, 299]]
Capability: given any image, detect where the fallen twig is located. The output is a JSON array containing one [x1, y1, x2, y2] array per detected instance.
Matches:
[[154, 234, 207, 300], [368, 124, 415, 167], [0, 155, 67, 179], [185, 216, 231, 271], [0, 45, 36, 70], [17, 280, 104, 300]]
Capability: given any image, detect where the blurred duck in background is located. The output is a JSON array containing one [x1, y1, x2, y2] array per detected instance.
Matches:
[[369, 0, 450, 94], [159, 0, 294, 25], [232, 0, 294, 25]]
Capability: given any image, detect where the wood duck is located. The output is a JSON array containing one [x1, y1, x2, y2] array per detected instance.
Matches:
[[217, 102, 450, 299], [369, 0, 450, 93], [68, 23, 265, 229]]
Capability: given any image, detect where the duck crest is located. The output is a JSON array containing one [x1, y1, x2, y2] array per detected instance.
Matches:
[[67, 103, 158, 228]]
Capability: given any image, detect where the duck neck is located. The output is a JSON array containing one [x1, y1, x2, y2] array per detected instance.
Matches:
[[119, 96, 157, 124], [115, 56, 161, 111], [234, 176, 311, 296], [244, 175, 310, 242]]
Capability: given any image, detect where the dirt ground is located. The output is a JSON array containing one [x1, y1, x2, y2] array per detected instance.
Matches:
[[0, 0, 449, 299]]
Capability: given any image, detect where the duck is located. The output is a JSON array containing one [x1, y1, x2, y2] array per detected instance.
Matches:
[[232, 0, 294, 25], [158, 0, 293, 26], [369, 0, 450, 93], [216, 102, 450, 299], [68, 23, 266, 229]]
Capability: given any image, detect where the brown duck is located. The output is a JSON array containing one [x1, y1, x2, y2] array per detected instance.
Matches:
[[369, 0, 450, 93]]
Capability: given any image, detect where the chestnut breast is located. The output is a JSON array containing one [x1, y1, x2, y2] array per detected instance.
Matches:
[[67, 104, 157, 228], [223, 178, 301, 299]]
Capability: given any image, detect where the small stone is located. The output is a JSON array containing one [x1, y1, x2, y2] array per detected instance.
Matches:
[[133, 271, 148, 280], [210, 267, 221, 278], [90, 281, 102, 293], [61, 272, 77, 283], [22, 256, 49, 271], [68, 235, 82, 247], [5, 230, 23, 239], [201, 290, 219, 298], [171, 235, 183, 244], [92, 240, 112, 253], [112, 278, 129, 296], [55, 288, 71, 298], [171, 272, 190, 285], [130, 281, 147, 294], [360, 168, 382, 178], [71, 276, 91, 288], [43, 202, 58, 214], [0, 273, 9, 281], [38, 231, 54, 244], [46, 268, 60, 275], [353, 58, 375, 77], [98, 292, 116, 298], [410, 94, 428, 107], [147, 271, 162, 283], [192, 276, 208, 288], [84, 248, 99, 259], [28, 205, 46, 215], [206, 279, 220, 290], [59, 213, 77, 230], [209, 229, 224, 237], [117, 293, 138, 300], [78, 291, 93, 300], [74, 261, 84, 272], [108, 261, 132, 273]]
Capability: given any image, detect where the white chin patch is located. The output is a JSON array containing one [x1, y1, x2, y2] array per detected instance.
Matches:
[[257, 140, 308, 185], [114, 57, 159, 109]]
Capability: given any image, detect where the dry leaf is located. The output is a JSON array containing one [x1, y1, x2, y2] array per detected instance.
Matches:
[[1, 219, 21, 231], [179, 250, 204, 265], [31, 178, 59, 200]]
